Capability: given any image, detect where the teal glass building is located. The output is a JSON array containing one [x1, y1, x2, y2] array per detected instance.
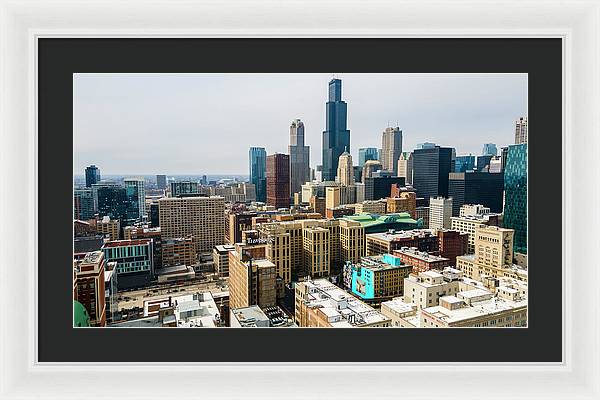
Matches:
[[358, 148, 379, 167], [249, 147, 267, 202], [503, 143, 527, 254]]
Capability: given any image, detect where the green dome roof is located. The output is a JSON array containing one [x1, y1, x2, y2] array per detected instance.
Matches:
[[73, 301, 91, 327]]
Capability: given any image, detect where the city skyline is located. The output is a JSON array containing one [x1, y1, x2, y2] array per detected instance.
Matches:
[[74, 73, 527, 175]]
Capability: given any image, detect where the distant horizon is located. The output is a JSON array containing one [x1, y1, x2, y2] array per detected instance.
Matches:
[[74, 73, 527, 175]]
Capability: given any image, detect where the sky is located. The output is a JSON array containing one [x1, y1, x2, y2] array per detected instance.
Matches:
[[74, 73, 527, 175]]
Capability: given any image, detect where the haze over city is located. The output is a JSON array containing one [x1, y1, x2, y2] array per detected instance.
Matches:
[[74, 73, 527, 175]]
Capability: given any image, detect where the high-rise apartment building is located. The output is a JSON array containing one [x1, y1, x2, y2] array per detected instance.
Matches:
[[336, 151, 354, 186], [482, 143, 498, 156], [412, 146, 453, 204], [124, 178, 146, 218], [266, 153, 290, 209], [448, 172, 504, 216], [322, 79, 350, 181], [158, 196, 225, 253], [397, 152, 413, 185], [228, 242, 277, 309], [381, 127, 402, 175], [358, 147, 379, 166], [437, 229, 469, 265], [74, 188, 95, 220], [156, 174, 167, 190], [249, 147, 267, 202], [302, 226, 330, 278], [85, 165, 101, 188], [226, 211, 257, 244], [288, 119, 310, 196], [503, 143, 527, 254], [73, 251, 107, 327], [428, 197, 453, 230], [213, 244, 235, 277], [515, 117, 528, 144]]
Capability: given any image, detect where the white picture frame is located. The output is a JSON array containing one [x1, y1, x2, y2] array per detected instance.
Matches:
[[1, 0, 598, 398]]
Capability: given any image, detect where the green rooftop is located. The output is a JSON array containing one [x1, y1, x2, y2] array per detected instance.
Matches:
[[343, 213, 423, 232]]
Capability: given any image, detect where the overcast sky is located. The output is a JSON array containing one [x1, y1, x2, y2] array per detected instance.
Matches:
[[74, 73, 527, 175]]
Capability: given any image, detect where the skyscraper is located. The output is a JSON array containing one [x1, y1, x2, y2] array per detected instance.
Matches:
[[476, 155, 493, 172], [336, 151, 354, 186], [482, 143, 498, 156], [156, 174, 167, 190], [412, 146, 454, 204], [85, 165, 101, 188], [397, 152, 413, 185], [503, 143, 527, 254], [416, 142, 436, 150], [124, 177, 145, 218], [429, 197, 453, 230], [515, 117, 528, 144], [74, 188, 95, 220], [266, 153, 290, 209], [288, 119, 310, 196], [358, 148, 379, 167], [362, 160, 383, 184], [448, 172, 504, 216], [454, 155, 476, 173], [95, 182, 139, 224], [322, 78, 350, 181], [249, 147, 267, 202], [381, 127, 403, 175]]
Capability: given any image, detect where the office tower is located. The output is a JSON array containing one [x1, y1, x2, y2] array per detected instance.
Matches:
[[74, 188, 95, 220], [489, 156, 503, 173], [95, 182, 139, 224], [169, 181, 199, 197], [503, 143, 527, 254], [124, 178, 145, 218], [501, 147, 509, 171], [412, 146, 453, 203], [149, 203, 159, 227], [429, 197, 453, 230], [266, 153, 290, 209], [455, 155, 476, 173], [201, 175, 208, 185], [476, 155, 493, 172], [358, 147, 379, 166], [482, 143, 498, 156], [85, 165, 101, 188], [451, 213, 500, 254], [302, 226, 330, 278], [416, 142, 436, 150], [364, 176, 405, 201], [448, 172, 504, 216], [288, 119, 310, 196], [397, 152, 413, 185], [322, 78, 350, 181], [213, 244, 235, 277], [226, 211, 256, 244], [381, 127, 403, 175], [101, 239, 154, 289], [336, 151, 354, 186], [158, 196, 225, 253], [161, 237, 195, 268], [515, 117, 528, 144], [249, 147, 267, 202], [362, 160, 383, 183], [156, 174, 167, 190], [228, 242, 277, 309], [73, 251, 107, 327]]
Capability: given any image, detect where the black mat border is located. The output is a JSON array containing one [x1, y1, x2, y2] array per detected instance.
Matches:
[[39, 38, 562, 362]]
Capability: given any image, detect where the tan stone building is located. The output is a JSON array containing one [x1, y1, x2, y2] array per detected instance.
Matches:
[[386, 191, 416, 218], [212, 244, 235, 277], [158, 196, 225, 253], [96, 216, 120, 241], [228, 242, 277, 309], [302, 226, 330, 278], [161, 237, 195, 268], [354, 200, 386, 215]]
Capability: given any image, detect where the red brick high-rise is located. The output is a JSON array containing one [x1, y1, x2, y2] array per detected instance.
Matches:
[[266, 153, 290, 209], [437, 229, 469, 265]]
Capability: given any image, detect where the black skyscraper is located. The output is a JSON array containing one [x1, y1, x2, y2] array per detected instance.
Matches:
[[412, 146, 453, 204], [322, 79, 350, 181], [448, 172, 504, 216], [85, 165, 101, 188], [364, 176, 405, 201]]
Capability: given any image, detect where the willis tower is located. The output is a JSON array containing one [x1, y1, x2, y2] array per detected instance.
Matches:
[[322, 78, 350, 181]]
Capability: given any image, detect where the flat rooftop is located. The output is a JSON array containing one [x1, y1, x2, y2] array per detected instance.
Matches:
[[422, 293, 527, 324], [367, 229, 435, 242], [395, 247, 450, 263]]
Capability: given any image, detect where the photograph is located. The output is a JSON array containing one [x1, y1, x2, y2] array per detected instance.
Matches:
[[72, 72, 528, 329]]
